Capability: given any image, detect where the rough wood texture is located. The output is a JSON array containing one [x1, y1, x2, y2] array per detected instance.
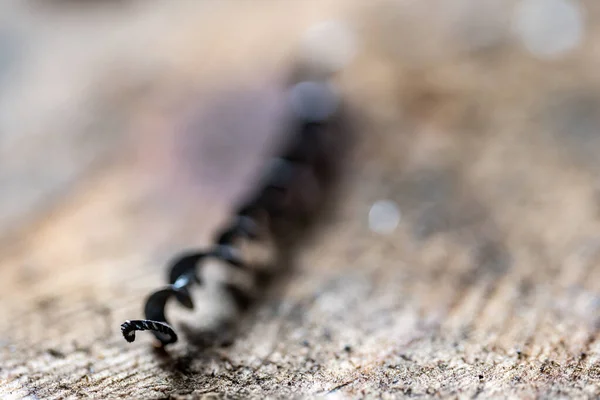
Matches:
[[2, 1, 600, 398]]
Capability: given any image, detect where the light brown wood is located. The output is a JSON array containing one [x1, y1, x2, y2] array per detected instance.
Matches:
[[2, 1, 600, 398]]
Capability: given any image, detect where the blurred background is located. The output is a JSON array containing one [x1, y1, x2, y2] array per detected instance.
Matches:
[[2, 0, 600, 398]]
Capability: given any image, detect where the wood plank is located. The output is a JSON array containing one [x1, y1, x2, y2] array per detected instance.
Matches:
[[2, 1, 600, 398]]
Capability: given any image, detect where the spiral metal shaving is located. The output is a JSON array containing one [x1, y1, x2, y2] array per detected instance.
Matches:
[[120, 79, 342, 348]]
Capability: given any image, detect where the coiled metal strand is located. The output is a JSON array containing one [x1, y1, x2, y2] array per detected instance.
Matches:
[[120, 79, 340, 348]]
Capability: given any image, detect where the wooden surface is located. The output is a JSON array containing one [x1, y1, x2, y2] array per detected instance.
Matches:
[[2, 1, 600, 398]]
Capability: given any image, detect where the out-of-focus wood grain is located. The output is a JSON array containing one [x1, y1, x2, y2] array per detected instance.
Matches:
[[2, 1, 600, 398]]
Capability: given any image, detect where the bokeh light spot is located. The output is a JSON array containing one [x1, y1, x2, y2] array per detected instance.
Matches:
[[369, 200, 401, 235], [512, 0, 584, 59]]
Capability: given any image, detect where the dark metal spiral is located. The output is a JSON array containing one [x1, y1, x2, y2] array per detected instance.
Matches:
[[120, 79, 341, 347]]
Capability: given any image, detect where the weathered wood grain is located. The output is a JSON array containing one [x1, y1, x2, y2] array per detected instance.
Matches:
[[2, 1, 600, 399]]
